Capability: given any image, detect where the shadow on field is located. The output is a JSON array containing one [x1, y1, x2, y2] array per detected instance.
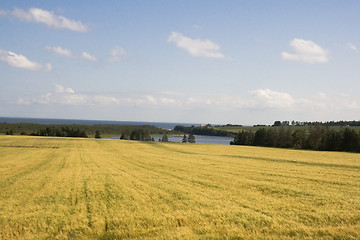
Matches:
[[224, 154, 360, 170], [0, 145, 59, 149]]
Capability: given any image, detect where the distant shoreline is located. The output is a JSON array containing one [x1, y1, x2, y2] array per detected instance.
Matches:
[[0, 117, 199, 130]]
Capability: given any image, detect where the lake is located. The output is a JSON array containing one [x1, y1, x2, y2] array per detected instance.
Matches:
[[106, 135, 234, 145]]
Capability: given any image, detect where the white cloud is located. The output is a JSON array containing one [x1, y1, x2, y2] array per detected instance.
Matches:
[[55, 84, 75, 94], [45, 46, 73, 57], [9, 7, 88, 32], [0, 49, 52, 71], [45, 46, 97, 61], [109, 46, 127, 62], [250, 89, 294, 108], [348, 43, 357, 51], [282, 38, 329, 63], [81, 52, 97, 61], [168, 32, 226, 59]]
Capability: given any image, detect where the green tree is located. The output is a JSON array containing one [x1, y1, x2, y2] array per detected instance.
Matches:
[[120, 129, 130, 140], [254, 128, 266, 146], [5, 129, 14, 135], [277, 127, 293, 148], [95, 130, 101, 139], [231, 130, 254, 145], [188, 133, 196, 143], [129, 129, 151, 141], [340, 128, 359, 152], [161, 134, 169, 142], [292, 129, 306, 149], [306, 125, 323, 150], [182, 134, 187, 143]]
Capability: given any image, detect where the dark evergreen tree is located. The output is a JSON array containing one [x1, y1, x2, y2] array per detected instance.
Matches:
[[254, 128, 266, 146], [161, 134, 169, 142], [5, 129, 14, 135], [292, 129, 306, 149], [231, 130, 254, 145], [277, 127, 293, 148], [273, 121, 282, 126], [95, 130, 101, 139], [129, 129, 151, 141], [264, 128, 277, 147], [120, 129, 130, 140], [340, 128, 359, 152], [188, 133, 196, 143]]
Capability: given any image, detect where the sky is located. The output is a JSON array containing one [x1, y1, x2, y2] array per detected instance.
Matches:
[[0, 0, 359, 125]]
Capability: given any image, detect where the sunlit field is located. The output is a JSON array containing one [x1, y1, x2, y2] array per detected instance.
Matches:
[[0, 136, 359, 239]]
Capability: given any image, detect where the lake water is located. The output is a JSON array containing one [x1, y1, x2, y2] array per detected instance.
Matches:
[[155, 135, 234, 145], [106, 135, 234, 145]]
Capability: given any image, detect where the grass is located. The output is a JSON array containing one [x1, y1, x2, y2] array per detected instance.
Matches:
[[0, 135, 359, 239]]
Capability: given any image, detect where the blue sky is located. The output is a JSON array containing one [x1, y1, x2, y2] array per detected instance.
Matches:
[[0, 1, 359, 125]]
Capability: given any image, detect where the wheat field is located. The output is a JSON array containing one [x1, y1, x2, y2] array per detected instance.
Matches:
[[0, 135, 359, 239]]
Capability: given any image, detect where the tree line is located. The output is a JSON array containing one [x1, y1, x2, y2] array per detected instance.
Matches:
[[273, 120, 360, 127], [231, 126, 360, 153], [174, 125, 232, 137], [0, 122, 168, 136], [120, 129, 153, 141], [30, 126, 88, 138]]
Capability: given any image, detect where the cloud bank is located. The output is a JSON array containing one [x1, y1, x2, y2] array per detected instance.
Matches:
[[168, 32, 226, 59], [282, 38, 329, 63], [17, 86, 359, 116], [0, 49, 52, 71], [2, 7, 88, 32], [11, 85, 360, 124]]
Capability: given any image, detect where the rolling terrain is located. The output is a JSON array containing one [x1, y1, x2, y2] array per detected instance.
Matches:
[[0, 136, 359, 239]]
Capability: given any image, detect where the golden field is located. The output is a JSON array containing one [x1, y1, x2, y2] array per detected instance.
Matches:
[[0, 135, 359, 239]]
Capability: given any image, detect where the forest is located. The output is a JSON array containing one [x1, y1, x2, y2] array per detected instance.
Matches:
[[174, 125, 233, 137], [0, 122, 168, 138], [231, 125, 360, 153]]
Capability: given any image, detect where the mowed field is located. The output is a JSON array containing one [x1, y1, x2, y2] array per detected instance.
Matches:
[[0, 136, 359, 239]]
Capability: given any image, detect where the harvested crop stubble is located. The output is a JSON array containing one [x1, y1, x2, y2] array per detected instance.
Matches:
[[0, 135, 359, 239]]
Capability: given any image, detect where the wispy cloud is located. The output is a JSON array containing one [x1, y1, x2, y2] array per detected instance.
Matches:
[[168, 32, 227, 59], [109, 46, 127, 62], [81, 52, 97, 61], [0, 49, 52, 71], [282, 38, 329, 63], [348, 43, 358, 52], [26, 84, 119, 105], [45, 46, 73, 57], [45, 46, 97, 61], [1, 7, 88, 32]]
